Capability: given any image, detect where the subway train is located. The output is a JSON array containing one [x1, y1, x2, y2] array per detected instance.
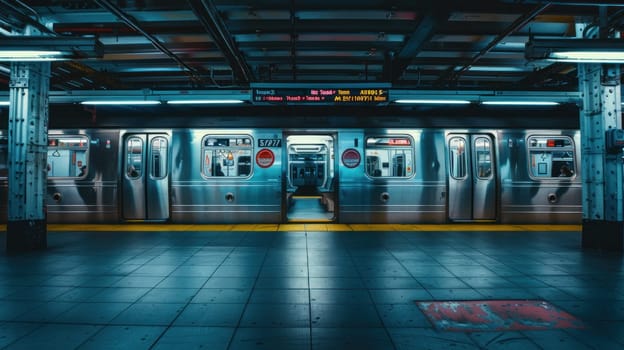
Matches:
[[0, 124, 582, 224]]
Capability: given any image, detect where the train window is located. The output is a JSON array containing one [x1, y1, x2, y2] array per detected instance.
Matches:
[[201, 135, 253, 178], [126, 137, 143, 179], [449, 137, 467, 179], [0, 137, 7, 178], [151, 137, 168, 179], [527, 136, 576, 179], [474, 137, 492, 179], [47, 135, 89, 178], [365, 136, 414, 178]]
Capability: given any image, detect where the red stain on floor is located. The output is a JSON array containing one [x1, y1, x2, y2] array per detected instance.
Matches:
[[416, 300, 584, 332]]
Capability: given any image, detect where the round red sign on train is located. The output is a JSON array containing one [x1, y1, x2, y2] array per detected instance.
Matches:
[[256, 148, 275, 168], [341, 148, 361, 168]]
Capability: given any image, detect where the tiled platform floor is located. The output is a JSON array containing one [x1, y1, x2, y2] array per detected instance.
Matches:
[[0, 228, 623, 349]]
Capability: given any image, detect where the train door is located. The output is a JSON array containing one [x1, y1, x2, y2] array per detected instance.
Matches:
[[122, 133, 170, 221], [447, 134, 496, 221], [285, 134, 336, 222]]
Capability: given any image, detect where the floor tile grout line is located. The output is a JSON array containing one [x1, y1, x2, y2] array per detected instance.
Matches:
[[5, 229, 624, 348], [51, 242, 170, 349], [145, 232, 237, 350], [305, 230, 313, 350], [345, 232, 399, 350], [224, 230, 273, 350]]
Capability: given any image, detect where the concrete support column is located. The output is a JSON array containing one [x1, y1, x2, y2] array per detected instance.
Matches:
[[6, 62, 50, 253], [579, 62, 624, 251]]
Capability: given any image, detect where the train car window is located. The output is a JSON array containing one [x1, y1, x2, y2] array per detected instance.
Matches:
[[0, 137, 7, 178], [365, 136, 414, 178], [151, 137, 168, 179], [201, 135, 253, 178], [47, 135, 89, 178], [527, 136, 576, 179], [474, 137, 492, 179], [126, 137, 143, 179], [449, 137, 467, 179]]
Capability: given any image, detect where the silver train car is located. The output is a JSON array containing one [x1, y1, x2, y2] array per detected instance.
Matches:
[[0, 127, 582, 224]]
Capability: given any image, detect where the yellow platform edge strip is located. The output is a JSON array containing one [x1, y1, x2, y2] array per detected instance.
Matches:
[[0, 224, 582, 232]]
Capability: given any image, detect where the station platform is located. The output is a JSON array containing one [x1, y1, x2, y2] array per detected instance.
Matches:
[[0, 224, 622, 349]]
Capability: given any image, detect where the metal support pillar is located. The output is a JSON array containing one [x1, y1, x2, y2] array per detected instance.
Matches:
[[6, 62, 50, 253], [576, 16, 624, 251], [579, 62, 624, 251]]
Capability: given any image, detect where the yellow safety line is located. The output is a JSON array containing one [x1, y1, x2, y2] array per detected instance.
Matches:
[[287, 219, 334, 223], [0, 223, 582, 232]]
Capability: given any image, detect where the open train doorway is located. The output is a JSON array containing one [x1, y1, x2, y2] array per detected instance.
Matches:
[[121, 132, 170, 221], [285, 134, 336, 222], [447, 133, 497, 221]]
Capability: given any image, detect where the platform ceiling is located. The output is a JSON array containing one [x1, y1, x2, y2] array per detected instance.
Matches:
[[0, 1, 622, 92]]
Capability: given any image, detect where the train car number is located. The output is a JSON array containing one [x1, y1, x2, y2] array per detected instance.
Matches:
[[258, 139, 282, 147]]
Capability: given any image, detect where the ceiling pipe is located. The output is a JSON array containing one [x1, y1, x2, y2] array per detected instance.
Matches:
[[187, 0, 253, 84], [442, 3, 551, 85], [93, 0, 204, 84], [0, 0, 56, 35]]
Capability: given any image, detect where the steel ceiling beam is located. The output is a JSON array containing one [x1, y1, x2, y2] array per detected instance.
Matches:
[[0, 0, 56, 35], [93, 0, 204, 85], [439, 3, 551, 85], [0, 88, 580, 105], [384, 11, 442, 82], [187, 0, 253, 84]]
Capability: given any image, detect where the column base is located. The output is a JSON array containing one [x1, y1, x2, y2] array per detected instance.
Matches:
[[6, 220, 47, 253], [582, 219, 624, 252]]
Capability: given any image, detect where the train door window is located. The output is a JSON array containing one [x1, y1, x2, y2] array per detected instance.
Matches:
[[126, 137, 143, 179], [151, 137, 168, 179], [365, 136, 414, 178], [48, 136, 89, 178], [527, 136, 576, 178], [0, 137, 7, 178], [201, 135, 253, 178], [449, 137, 467, 179], [474, 137, 492, 179]]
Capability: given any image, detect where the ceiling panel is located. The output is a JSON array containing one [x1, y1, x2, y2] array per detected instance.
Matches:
[[0, 1, 621, 91]]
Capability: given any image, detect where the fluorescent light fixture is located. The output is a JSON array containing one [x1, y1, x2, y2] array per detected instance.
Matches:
[[0, 101, 9, 106], [80, 100, 161, 105], [167, 99, 244, 104], [482, 101, 560, 106], [0, 37, 103, 61], [466, 66, 527, 72], [526, 38, 624, 63], [0, 50, 65, 61], [394, 99, 471, 104]]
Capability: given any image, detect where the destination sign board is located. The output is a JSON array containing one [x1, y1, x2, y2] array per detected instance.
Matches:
[[252, 88, 388, 105]]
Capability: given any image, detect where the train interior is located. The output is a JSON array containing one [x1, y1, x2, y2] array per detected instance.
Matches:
[[286, 134, 336, 222]]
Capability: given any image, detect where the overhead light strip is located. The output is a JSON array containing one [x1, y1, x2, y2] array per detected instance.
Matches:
[[80, 100, 161, 105], [550, 51, 624, 63], [526, 38, 624, 63], [0, 50, 64, 61], [167, 99, 244, 104], [0, 37, 103, 62], [481, 101, 560, 106], [394, 99, 471, 104]]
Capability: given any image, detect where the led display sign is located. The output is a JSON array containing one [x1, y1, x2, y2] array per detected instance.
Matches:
[[252, 88, 388, 104]]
